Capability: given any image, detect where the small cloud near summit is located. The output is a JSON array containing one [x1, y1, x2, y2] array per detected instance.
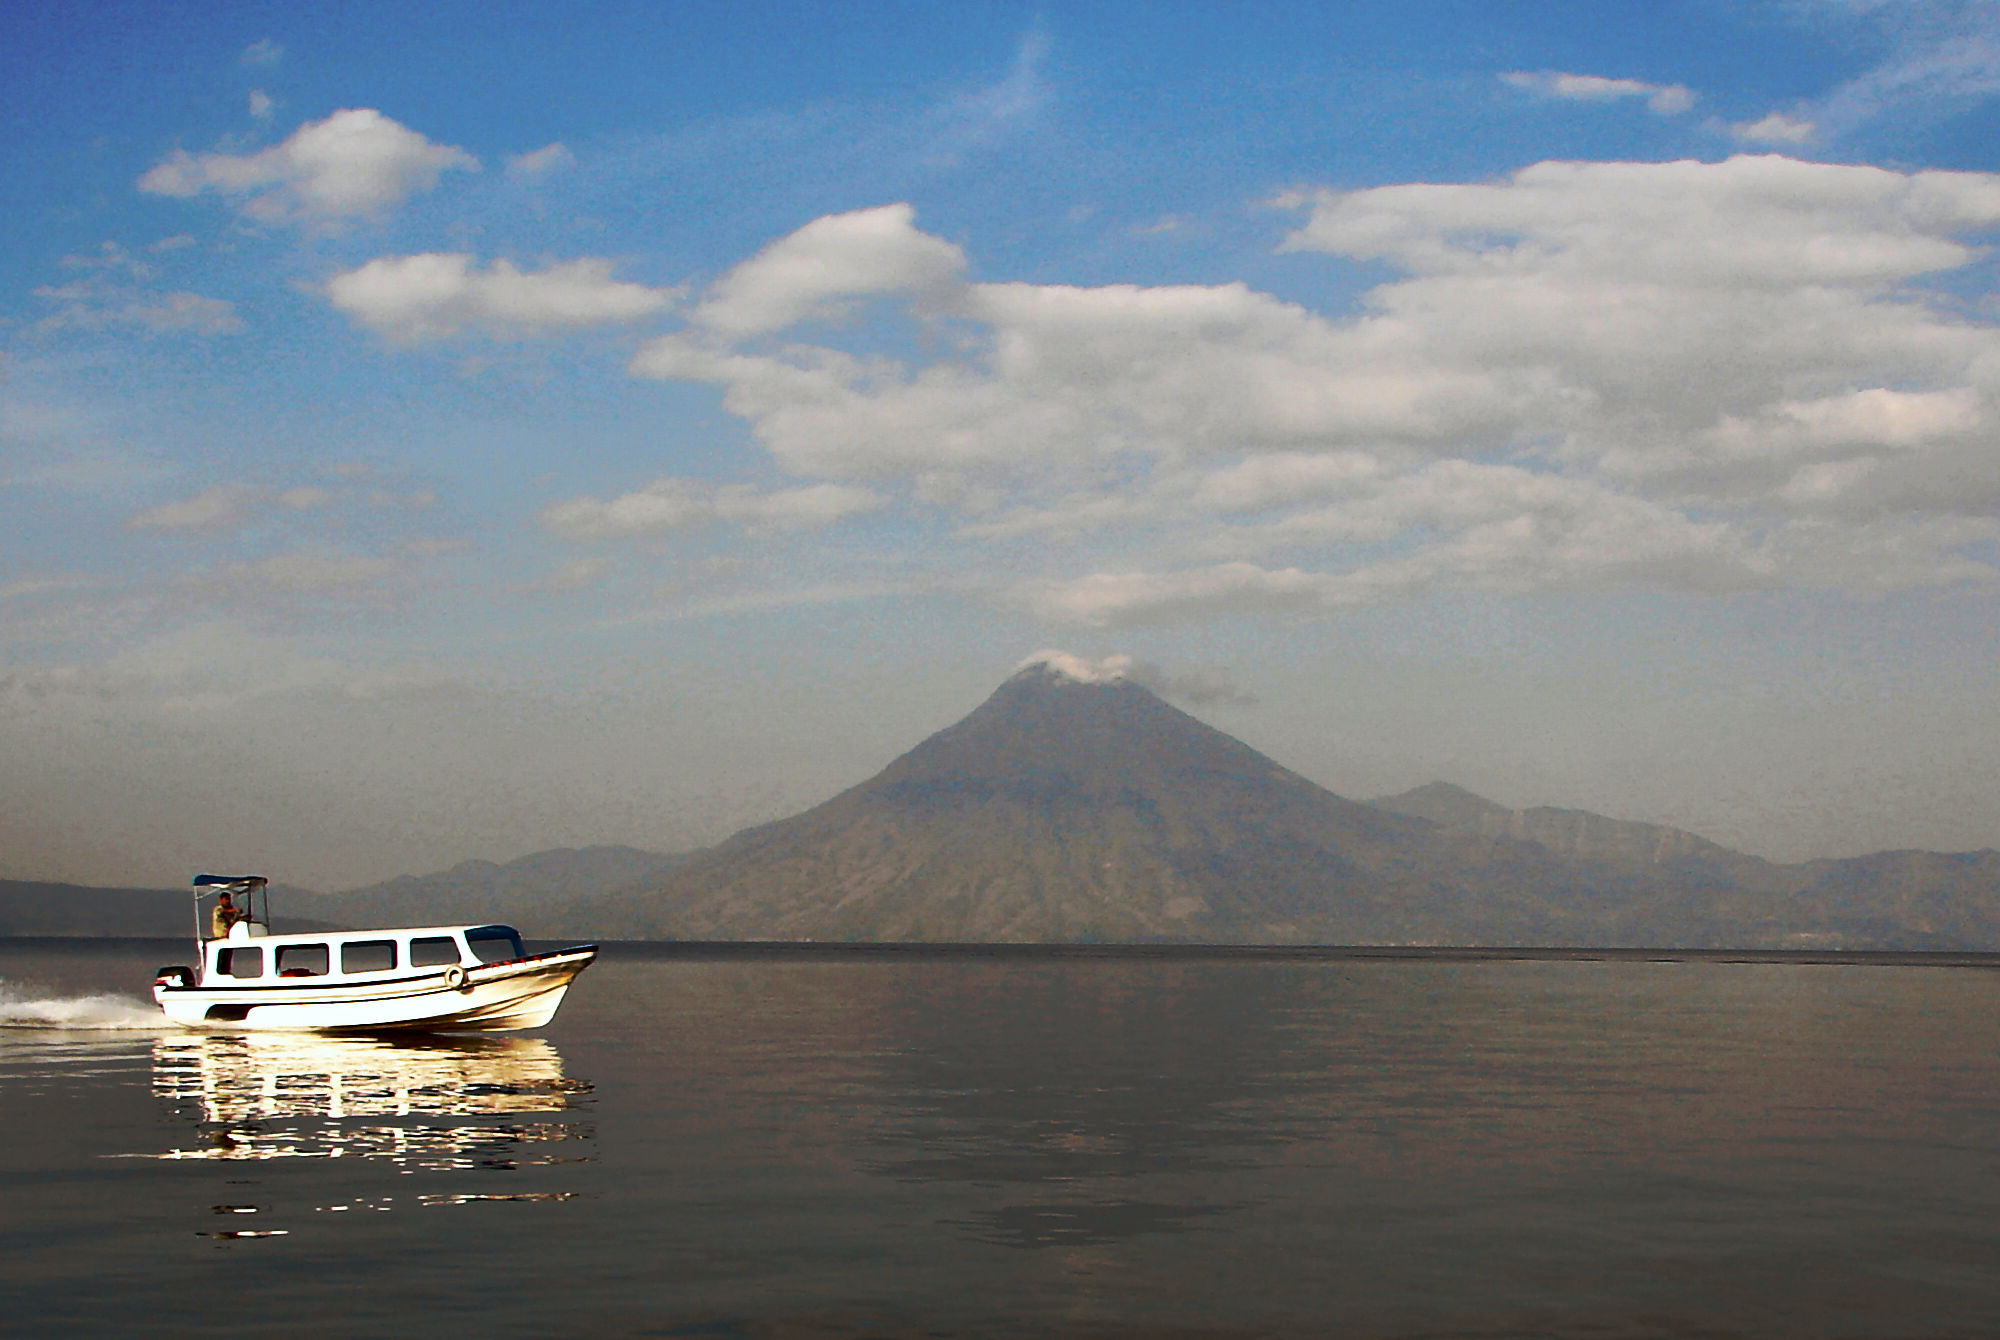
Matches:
[[1018, 651, 1259, 706], [1019, 649, 1134, 684]]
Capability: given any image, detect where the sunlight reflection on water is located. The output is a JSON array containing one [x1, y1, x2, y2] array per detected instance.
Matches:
[[146, 1032, 594, 1170]]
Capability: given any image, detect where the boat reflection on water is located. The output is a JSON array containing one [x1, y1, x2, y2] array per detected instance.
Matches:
[[150, 1031, 594, 1176]]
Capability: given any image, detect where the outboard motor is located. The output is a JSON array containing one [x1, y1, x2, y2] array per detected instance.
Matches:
[[154, 965, 195, 990]]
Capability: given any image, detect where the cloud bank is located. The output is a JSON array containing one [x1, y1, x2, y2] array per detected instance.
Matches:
[[610, 157, 2000, 625]]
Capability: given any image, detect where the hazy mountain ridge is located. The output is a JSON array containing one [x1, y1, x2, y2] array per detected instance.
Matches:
[[1783, 848, 2000, 947], [7, 671, 1995, 948], [1365, 784, 2000, 947], [0, 846, 684, 940], [0, 880, 340, 938], [569, 666, 2000, 948], [291, 845, 687, 932], [1370, 781, 1785, 886]]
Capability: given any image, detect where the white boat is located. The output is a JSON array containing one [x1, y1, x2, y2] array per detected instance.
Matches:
[[152, 875, 597, 1033]]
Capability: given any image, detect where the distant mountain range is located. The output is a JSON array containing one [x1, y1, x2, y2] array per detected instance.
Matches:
[[0, 880, 341, 939], [286, 846, 688, 933], [7, 663, 1997, 948], [0, 848, 681, 942], [1370, 780, 1767, 881], [559, 664, 1998, 948]]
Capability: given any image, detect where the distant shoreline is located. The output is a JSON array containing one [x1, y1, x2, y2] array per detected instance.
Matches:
[[588, 941, 2000, 968], [9, 935, 2000, 970]]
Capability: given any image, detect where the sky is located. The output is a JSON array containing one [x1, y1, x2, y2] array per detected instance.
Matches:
[[6, 0, 2000, 890]]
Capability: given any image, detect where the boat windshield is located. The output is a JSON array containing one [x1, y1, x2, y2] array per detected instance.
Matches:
[[467, 927, 525, 964]]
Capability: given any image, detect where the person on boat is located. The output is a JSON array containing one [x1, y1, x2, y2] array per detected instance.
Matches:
[[211, 889, 247, 939]]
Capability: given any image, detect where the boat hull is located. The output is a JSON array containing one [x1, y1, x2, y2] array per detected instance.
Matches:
[[154, 947, 597, 1033]]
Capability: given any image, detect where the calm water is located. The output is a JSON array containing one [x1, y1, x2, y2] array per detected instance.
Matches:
[[4, 940, 2000, 1337]]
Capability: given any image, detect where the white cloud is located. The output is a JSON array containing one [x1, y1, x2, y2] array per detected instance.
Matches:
[[139, 108, 477, 225], [249, 90, 275, 120], [128, 292, 245, 334], [1701, 386, 1980, 462], [240, 39, 283, 67], [1020, 649, 1130, 681], [128, 484, 263, 533], [0, 574, 102, 604], [1, 622, 465, 718], [1767, 514, 2000, 592], [1018, 650, 1258, 704], [59, 240, 153, 278], [1130, 662, 1259, 707], [1799, 2, 2000, 140], [1781, 455, 1882, 505], [370, 488, 437, 508], [1731, 112, 1816, 144], [642, 275, 1485, 482], [542, 478, 883, 540], [1014, 463, 1770, 627], [505, 142, 574, 180], [622, 160, 2000, 624], [207, 552, 403, 593], [520, 557, 610, 594], [956, 487, 1169, 541], [690, 202, 966, 337], [127, 480, 384, 534], [1276, 155, 2000, 285], [608, 577, 922, 625], [1189, 452, 1389, 512], [34, 282, 244, 337], [1016, 564, 1343, 625], [326, 253, 674, 342], [928, 28, 1054, 159], [399, 536, 466, 557], [1502, 71, 1695, 115]]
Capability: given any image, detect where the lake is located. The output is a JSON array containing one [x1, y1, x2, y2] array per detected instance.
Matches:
[[4, 938, 2000, 1337]]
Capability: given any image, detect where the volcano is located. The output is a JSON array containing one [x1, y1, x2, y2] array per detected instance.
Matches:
[[585, 659, 1611, 943]]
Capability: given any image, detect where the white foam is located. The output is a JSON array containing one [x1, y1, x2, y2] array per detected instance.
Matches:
[[0, 980, 165, 1031]]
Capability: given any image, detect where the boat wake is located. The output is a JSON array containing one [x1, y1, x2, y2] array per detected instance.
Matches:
[[0, 979, 164, 1031]]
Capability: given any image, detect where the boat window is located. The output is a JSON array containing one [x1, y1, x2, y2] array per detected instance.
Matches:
[[466, 927, 524, 964], [216, 947, 263, 979], [340, 940, 397, 974], [409, 936, 462, 967], [275, 943, 329, 978]]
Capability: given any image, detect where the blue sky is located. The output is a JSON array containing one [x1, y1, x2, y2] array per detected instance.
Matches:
[[6, 1, 2000, 888]]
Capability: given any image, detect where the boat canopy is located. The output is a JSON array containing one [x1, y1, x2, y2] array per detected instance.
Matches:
[[192, 874, 268, 896]]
